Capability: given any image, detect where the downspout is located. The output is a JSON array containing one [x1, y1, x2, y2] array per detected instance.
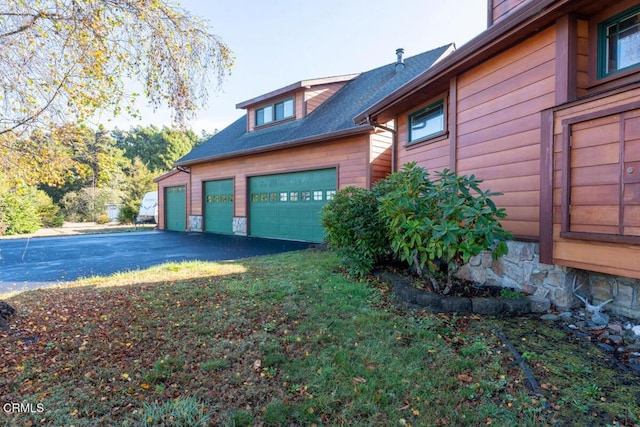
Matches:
[[365, 115, 398, 173]]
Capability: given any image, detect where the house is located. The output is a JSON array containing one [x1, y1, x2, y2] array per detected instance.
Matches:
[[155, 44, 454, 243], [355, 0, 640, 318]]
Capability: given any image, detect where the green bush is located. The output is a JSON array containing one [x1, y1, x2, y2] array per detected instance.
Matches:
[[376, 163, 512, 293], [321, 186, 389, 278], [35, 190, 64, 227], [0, 183, 42, 235]]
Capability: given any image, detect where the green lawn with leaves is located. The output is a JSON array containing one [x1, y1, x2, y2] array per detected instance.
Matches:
[[1, 250, 639, 426]]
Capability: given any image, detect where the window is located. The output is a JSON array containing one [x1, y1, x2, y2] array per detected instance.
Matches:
[[326, 190, 336, 200], [313, 190, 323, 201], [255, 98, 294, 126], [409, 100, 445, 143], [599, 6, 640, 78]]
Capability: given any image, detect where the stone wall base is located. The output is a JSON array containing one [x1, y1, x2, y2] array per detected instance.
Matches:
[[233, 217, 247, 236], [188, 215, 202, 232], [456, 241, 640, 320]]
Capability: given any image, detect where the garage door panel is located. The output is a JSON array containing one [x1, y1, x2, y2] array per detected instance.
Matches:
[[165, 186, 186, 232], [249, 169, 336, 242], [204, 179, 233, 234]]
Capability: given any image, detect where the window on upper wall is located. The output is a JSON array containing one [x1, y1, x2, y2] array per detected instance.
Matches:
[[598, 5, 640, 79], [255, 98, 294, 126], [408, 100, 445, 143]]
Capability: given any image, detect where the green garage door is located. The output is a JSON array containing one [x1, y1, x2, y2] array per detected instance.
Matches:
[[165, 185, 186, 231], [249, 168, 336, 242], [204, 179, 234, 234]]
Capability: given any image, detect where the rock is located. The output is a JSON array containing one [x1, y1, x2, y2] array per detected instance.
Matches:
[[541, 314, 560, 321], [503, 299, 531, 316], [608, 335, 624, 345], [440, 296, 472, 313], [587, 323, 607, 331], [608, 323, 623, 334], [527, 295, 551, 313], [472, 298, 505, 316], [559, 311, 574, 321], [591, 312, 610, 326], [0, 301, 16, 330], [597, 343, 615, 352], [0, 301, 15, 321], [632, 325, 640, 337], [623, 321, 634, 330], [415, 292, 442, 311]]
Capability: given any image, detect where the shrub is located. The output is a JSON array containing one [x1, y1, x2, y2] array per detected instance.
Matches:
[[35, 190, 64, 227], [61, 187, 122, 222], [376, 163, 512, 294], [321, 186, 389, 278], [0, 183, 42, 235]]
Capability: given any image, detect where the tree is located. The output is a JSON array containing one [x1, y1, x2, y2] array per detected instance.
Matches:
[[0, 0, 233, 136], [113, 125, 200, 172]]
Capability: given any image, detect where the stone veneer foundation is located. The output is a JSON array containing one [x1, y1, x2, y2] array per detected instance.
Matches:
[[456, 241, 640, 320]]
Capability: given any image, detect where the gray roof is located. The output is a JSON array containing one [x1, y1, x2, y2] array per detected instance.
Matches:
[[176, 44, 453, 166]]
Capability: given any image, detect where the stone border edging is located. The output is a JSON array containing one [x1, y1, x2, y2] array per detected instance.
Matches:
[[375, 271, 551, 316]]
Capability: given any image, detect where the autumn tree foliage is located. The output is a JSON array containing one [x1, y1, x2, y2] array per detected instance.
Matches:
[[0, 0, 234, 136]]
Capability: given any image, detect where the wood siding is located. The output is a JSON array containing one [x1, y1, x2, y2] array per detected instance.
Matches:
[[369, 129, 393, 185], [398, 27, 557, 239], [156, 171, 190, 231], [576, 18, 589, 97], [183, 135, 371, 220], [550, 87, 640, 279], [491, 0, 530, 25], [304, 82, 349, 116]]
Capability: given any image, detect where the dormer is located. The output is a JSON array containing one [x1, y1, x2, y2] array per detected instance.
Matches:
[[488, 0, 529, 26], [236, 74, 359, 132]]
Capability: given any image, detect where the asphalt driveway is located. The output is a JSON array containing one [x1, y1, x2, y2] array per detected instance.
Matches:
[[0, 231, 312, 294]]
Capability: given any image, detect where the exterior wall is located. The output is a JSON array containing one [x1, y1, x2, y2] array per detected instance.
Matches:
[[549, 87, 640, 280], [170, 134, 374, 232], [398, 27, 557, 239], [304, 82, 349, 116], [490, 0, 529, 25], [156, 171, 190, 231], [369, 129, 393, 185]]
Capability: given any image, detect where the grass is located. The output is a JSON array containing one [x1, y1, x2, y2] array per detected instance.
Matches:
[[1, 249, 639, 426]]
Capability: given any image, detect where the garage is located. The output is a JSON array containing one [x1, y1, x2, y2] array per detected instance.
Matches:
[[249, 168, 336, 242], [204, 179, 234, 234], [165, 185, 186, 231]]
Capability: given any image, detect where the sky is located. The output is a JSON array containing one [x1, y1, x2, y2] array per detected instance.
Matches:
[[102, 0, 488, 134]]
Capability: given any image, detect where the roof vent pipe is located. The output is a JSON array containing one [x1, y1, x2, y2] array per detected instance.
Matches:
[[395, 48, 405, 72]]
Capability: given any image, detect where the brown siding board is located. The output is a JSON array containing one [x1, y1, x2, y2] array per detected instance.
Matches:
[[457, 28, 555, 95]]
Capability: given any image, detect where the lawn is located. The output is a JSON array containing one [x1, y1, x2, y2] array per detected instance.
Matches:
[[1, 249, 639, 426]]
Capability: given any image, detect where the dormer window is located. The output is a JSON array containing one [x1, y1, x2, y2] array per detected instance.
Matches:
[[255, 98, 294, 126]]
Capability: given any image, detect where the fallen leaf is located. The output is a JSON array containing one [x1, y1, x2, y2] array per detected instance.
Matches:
[[457, 374, 473, 383], [352, 377, 367, 384], [252, 359, 262, 371]]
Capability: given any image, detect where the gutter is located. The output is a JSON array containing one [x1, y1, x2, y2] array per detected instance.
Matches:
[[175, 125, 375, 168]]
